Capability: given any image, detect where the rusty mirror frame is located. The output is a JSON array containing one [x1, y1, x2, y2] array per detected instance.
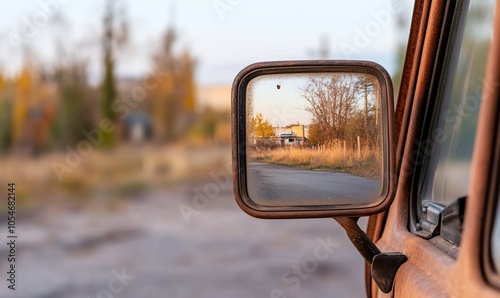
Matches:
[[231, 60, 396, 219]]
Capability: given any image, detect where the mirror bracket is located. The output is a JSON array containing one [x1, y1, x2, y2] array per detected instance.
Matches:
[[334, 217, 407, 294]]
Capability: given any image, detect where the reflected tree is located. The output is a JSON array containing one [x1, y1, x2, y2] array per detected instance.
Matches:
[[302, 74, 379, 149], [250, 113, 275, 138]]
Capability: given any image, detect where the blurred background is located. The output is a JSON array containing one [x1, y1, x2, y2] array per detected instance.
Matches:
[[0, 1, 412, 297]]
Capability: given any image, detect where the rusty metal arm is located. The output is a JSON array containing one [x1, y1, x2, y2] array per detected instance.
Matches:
[[334, 217, 407, 294]]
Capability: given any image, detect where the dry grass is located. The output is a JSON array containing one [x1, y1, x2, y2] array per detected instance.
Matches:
[[0, 144, 231, 212], [251, 145, 380, 177]]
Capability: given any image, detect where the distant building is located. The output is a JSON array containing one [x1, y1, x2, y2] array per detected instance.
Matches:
[[273, 125, 307, 146], [279, 133, 302, 146], [122, 112, 153, 143]]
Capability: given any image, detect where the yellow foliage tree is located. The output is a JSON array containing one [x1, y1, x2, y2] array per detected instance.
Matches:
[[0, 73, 4, 93], [251, 113, 275, 137], [149, 25, 197, 141], [180, 51, 196, 113], [13, 68, 32, 144], [0, 72, 11, 151], [151, 72, 173, 140]]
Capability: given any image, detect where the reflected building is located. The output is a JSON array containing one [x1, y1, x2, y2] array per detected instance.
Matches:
[[248, 124, 309, 147], [274, 125, 306, 146]]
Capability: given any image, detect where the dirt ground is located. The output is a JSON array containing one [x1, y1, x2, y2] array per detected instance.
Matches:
[[0, 180, 367, 298]]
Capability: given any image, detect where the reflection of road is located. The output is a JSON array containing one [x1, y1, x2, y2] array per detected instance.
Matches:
[[247, 163, 381, 206]]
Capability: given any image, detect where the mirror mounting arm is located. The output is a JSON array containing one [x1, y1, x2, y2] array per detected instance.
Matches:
[[334, 217, 407, 294]]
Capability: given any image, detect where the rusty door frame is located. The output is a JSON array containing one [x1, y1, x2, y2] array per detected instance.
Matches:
[[366, 0, 500, 296]]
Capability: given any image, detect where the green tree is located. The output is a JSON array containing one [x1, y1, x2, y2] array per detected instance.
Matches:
[[101, 0, 128, 147], [53, 59, 93, 147], [0, 73, 13, 152]]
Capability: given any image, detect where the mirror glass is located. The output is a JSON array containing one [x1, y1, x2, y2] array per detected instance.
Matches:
[[246, 72, 384, 207]]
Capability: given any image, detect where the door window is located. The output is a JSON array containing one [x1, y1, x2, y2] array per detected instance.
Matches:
[[418, 0, 495, 211], [493, 196, 500, 273]]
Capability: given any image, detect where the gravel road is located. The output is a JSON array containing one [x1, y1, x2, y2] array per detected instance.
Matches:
[[0, 181, 367, 298]]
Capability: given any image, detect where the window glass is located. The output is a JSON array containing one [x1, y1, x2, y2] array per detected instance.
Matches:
[[419, 0, 496, 207], [493, 196, 500, 272]]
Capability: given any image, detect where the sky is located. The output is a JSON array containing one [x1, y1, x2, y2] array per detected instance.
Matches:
[[0, 0, 413, 86], [249, 73, 379, 127], [249, 74, 314, 127]]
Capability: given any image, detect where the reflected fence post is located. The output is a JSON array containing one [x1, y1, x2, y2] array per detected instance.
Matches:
[[357, 136, 361, 158]]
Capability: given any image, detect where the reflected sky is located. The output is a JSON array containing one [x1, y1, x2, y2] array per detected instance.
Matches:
[[248, 74, 313, 126], [248, 73, 379, 127]]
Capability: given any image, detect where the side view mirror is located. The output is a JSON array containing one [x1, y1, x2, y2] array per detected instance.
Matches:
[[232, 60, 396, 219], [231, 61, 406, 294]]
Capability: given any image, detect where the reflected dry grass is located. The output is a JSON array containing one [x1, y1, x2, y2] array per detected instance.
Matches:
[[251, 145, 380, 177]]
